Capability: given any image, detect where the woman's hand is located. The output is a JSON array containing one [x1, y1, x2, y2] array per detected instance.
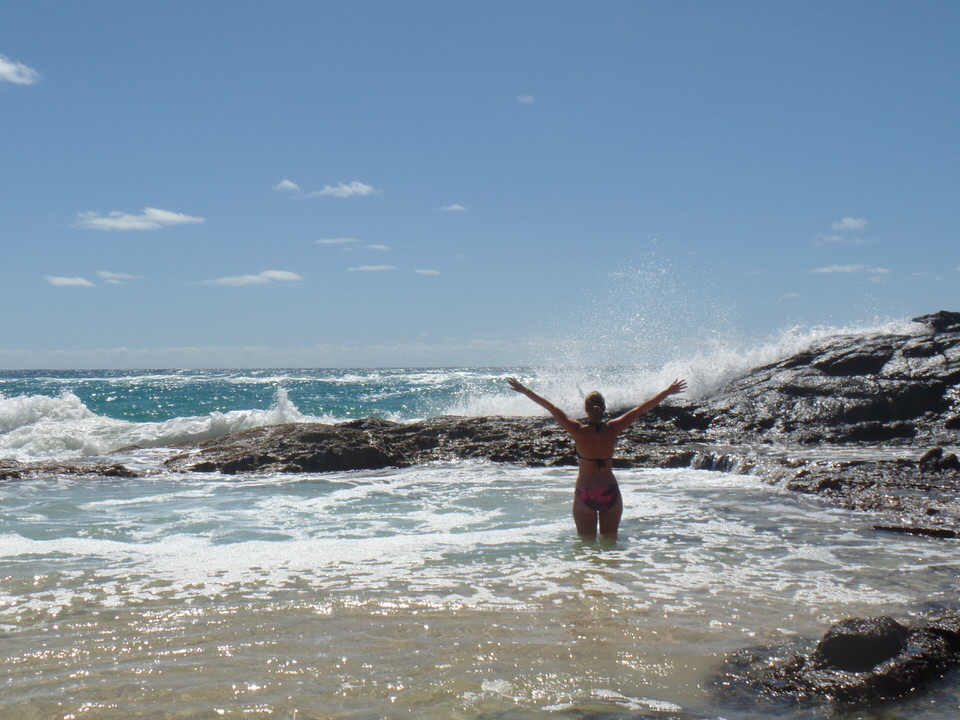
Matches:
[[507, 377, 528, 394], [666, 379, 687, 396]]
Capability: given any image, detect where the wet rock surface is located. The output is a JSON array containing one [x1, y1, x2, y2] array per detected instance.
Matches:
[[713, 613, 960, 707], [160, 311, 960, 530], [686, 310, 960, 446], [0, 458, 140, 481], [8, 311, 959, 530]]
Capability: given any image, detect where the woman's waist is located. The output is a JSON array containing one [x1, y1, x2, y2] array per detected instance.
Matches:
[[575, 471, 618, 489]]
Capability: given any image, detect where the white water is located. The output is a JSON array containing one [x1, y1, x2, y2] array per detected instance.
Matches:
[[1, 463, 958, 719], [0, 318, 932, 463]]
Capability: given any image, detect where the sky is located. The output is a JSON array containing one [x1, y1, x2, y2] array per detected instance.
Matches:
[[2, 0, 959, 368]]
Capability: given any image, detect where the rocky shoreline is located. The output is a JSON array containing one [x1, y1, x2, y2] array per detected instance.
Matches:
[[3, 310, 959, 710], [3, 311, 959, 532]]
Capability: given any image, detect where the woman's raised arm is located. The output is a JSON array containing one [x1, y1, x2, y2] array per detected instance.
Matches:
[[606, 379, 687, 434], [508, 378, 580, 433]]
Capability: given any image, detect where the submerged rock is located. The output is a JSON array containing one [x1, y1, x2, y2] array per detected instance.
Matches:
[[714, 612, 960, 707]]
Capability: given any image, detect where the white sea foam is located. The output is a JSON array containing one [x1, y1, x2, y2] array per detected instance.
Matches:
[[0, 388, 323, 462], [0, 464, 953, 622], [0, 317, 933, 462], [3, 463, 959, 718]]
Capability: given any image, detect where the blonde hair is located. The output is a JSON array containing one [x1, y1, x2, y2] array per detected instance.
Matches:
[[584, 391, 606, 427]]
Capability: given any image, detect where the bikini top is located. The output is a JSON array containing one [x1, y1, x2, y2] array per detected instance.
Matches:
[[576, 448, 611, 469]]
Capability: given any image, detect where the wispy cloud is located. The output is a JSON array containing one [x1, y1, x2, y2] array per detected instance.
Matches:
[[316, 238, 360, 246], [204, 270, 304, 286], [0, 54, 40, 85], [832, 217, 868, 232], [74, 207, 205, 231], [273, 179, 301, 194], [367, 244, 390, 251], [98, 270, 137, 284], [516, 94, 535, 104], [415, 269, 441, 276], [45, 276, 95, 287], [307, 181, 378, 199], [780, 292, 802, 300], [347, 265, 397, 272], [442, 204, 468, 212], [816, 217, 874, 245], [812, 264, 890, 276]]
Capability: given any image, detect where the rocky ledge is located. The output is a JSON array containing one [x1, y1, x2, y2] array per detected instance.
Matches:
[[157, 310, 960, 528]]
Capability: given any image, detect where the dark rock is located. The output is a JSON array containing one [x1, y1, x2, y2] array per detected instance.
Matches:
[[914, 310, 960, 333], [810, 617, 908, 672], [713, 612, 960, 708], [0, 460, 23, 481], [919, 447, 945, 467], [0, 460, 140, 481], [165, 423, 407, 474], [873, 525, 958, 539], [701, 314, 960, 445], [941, 453, 960, 470]]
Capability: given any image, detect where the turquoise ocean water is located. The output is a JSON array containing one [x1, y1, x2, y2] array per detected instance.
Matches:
[[1, 359, 958, 719]]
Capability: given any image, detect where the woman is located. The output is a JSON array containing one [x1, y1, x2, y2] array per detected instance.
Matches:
[[508, 376, 687, 539]]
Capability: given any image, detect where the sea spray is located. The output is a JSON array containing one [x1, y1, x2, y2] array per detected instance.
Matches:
[[0, 317, 933, 462], [445, 318, 930, 418]]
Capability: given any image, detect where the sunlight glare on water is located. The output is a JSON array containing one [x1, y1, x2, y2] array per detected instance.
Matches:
[[1, 463, 958, 719]]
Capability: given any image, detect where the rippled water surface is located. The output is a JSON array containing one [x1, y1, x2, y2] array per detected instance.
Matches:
[[2, 463, 958, 719]]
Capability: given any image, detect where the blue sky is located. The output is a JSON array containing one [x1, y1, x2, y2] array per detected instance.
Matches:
[[2, 1, 958, 368]]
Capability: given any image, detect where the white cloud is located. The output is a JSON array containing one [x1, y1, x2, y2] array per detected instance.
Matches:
[[0, 54, 40, 85], [74, 207, 206, 231], [812, 264, 890, 275], [832, 217, 868, 232], [316, 238, 359, 245], [307, 181, 378, 199], [205, 270, 304, 286], [815, 233, 875, 246], [368, 244, 390, 251], [273, 179, 301, 193], [347, 265, 397, 272], [516, 95, 535, 104], [45, 276, 94, 287], [442, 204, 468, 212], [98, 270, 137, 284], [415, 269, 441, 276], [780, 292, 802, 300]]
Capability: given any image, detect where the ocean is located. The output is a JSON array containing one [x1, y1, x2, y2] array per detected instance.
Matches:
[[1, 340, 958, 719]]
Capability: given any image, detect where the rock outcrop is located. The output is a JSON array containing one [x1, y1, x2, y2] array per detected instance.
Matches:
[[158, 312, 960, 532], [689, 310, 960, 446], [714, 613, 960, 707]]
